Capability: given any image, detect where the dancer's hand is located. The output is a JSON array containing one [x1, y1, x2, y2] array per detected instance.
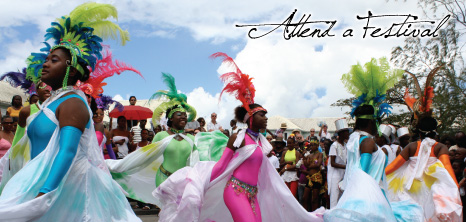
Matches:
[[35, 192, 45, 198], [459, 178, 466, 188]]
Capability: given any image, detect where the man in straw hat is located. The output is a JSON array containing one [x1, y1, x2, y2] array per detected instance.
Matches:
[[275, 122, 287, 138], [327, 118, 350, 208]]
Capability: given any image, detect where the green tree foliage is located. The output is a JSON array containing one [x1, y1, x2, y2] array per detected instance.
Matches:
[[334, 21, 466, 134], [391, 21, 466, 134]]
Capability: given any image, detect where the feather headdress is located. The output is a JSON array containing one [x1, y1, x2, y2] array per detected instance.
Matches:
[[150, 72, 197, 126], [95, 94, 123, 112], [25, 2, 130, 88], [211, 52, 266, 123], [342, 57, 403, 119], [404, 66, 441, 120], [76, 48, 143, 99]]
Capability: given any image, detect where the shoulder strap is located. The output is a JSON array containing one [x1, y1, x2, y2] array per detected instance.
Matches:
[[359, 136, 369, 144], [431, 142, 438, 157]]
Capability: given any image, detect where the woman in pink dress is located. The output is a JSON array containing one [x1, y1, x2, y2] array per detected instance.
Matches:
[[152, 52, 324, 222], [0, 116, 14, 158]]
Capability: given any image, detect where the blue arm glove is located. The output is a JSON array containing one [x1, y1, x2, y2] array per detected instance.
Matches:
[[106, 143, 117, 160], [360, 153, 372, 174], [39, 126, 82, 194]]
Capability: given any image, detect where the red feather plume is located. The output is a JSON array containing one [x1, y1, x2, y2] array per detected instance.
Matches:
[[404, 88, 416, 111], [78, 48, 143, 98], [210, 52, 256, 112], [422, 86, 434, 112]]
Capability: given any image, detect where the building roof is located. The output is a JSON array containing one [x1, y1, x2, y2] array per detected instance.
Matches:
[[0, 81, 28, 107], [268, 115, 350, 133], [267, 115, 301, 130]]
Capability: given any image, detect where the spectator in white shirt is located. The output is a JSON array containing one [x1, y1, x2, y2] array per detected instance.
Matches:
[[267, 150, 280, 171], [319, 123, 332, 140], [328, 127, 349, 208], [131, 119, 149, 144], [207, 112, 223, 132]]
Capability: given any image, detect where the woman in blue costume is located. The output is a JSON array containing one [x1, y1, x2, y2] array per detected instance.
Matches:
[[0, 3, 140, 221], [324, 58, 423, 222]]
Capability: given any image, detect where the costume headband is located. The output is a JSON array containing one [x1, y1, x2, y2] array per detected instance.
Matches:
[[243, 106, 267, 122], [168, 106, 187, 119]]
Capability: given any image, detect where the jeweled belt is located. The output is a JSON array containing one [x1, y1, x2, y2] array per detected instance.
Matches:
[[226, 176, 259, 215]]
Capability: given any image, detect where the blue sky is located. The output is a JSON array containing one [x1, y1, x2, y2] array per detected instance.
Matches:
[[103, 28, 245, 100], [0, 0, 445, 127]]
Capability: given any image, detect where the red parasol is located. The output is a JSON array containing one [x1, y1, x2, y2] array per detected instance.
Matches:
[[109, 105, 153, 120]]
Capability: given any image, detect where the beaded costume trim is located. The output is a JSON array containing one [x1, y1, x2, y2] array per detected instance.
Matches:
[[226, 176, 258, 215]]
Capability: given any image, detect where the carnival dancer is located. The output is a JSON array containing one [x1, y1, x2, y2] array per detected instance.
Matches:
[[106, 72, 209, 206], [386, 67, 462, 221], [0, 3, 141, 221], [92, 96, 119, 159], [150, 76, 198, 187], [324, 58, 423, 222], [152, 52, 324, 222], [327, 118, 349, 209]]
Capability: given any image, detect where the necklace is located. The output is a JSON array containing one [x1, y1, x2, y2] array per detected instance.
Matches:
[[45, 86, 74, 106], [170, 128, 184, 134], [246, 128, 259, 138]]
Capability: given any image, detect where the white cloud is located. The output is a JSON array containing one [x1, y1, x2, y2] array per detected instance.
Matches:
[[186, 87, 240, 128], [0, 40, 44, 75], [177, 0, 433, 128], [113, 94, 124, 101], [0, 0, 446, 129]]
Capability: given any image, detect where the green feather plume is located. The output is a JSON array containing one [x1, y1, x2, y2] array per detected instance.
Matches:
[[149, 72, 187, 102], [342, 57, 403, 101], [150, 72, 197, 125], [183, 102, 197, 122], [65, 2, 129, 45]]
